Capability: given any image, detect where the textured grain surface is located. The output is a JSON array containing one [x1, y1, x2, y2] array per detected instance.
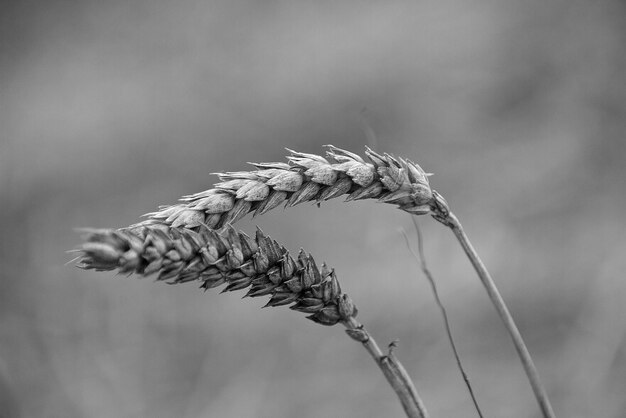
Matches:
[[136, 146, 434, 229], [77, 225, 357, 326]]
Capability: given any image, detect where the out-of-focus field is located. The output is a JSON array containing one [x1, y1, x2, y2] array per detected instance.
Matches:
[[2, 1, 625, 417]]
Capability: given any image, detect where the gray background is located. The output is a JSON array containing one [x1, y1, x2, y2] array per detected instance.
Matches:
[[2, 1, 625, 417]]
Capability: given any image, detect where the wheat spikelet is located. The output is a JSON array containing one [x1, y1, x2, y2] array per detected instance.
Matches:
[[135, 145, 434, 230], [76, 224, 357, 326]]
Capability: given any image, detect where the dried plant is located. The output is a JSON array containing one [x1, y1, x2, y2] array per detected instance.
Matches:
[[78, 224, 355, 325], [76, 145, 556, 418], [135, 146, 433, 230], [76, 224, 429, 418]]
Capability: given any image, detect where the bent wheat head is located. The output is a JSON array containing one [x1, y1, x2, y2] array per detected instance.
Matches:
[[77, 224, 357, 326], [136, 146, 434, 230]]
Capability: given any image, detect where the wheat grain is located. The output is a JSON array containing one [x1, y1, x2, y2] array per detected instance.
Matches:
[[77, 224, 357, 325], [134, 146, 434, 230]]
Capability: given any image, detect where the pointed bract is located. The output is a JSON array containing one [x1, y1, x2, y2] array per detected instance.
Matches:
[[287, 181, 322, 207]]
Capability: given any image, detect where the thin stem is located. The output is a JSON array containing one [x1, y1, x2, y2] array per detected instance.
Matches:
[[442, 211, 555, 418], [343, 317, 429, 418], [403, 218, 484, 418]]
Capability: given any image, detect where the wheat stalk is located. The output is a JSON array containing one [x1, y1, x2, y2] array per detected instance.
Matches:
[[76, 224, 430, 418], [80, 144, 555, 417], [430, 192, 556, 418], [134, 145, 433, 230]]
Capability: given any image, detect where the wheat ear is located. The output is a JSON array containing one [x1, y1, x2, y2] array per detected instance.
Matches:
[[134, 145, 433, 230], [76, 224, 429, 418], [85, 144, 554, 416]]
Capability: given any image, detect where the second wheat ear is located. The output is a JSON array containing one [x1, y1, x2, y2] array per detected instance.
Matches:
[[132, 145, 554, 418], [76, 225, 429, 418]]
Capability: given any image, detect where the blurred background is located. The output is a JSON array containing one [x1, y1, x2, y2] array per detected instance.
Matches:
[[2, 0, 625, 417]]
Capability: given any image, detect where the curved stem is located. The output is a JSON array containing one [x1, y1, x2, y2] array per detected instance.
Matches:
[[343, 317, 429, 418], [404, 218, 484, 417], [443, 211, 555, 418]]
